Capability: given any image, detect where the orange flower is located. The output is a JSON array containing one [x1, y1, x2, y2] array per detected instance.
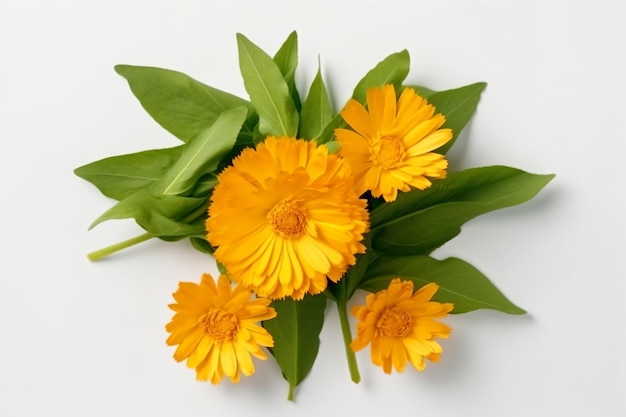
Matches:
[[206, 137, 369, 300], [166, 273, 276, 383], [335, 85, 452, 201], [351, 279, 453, 373]]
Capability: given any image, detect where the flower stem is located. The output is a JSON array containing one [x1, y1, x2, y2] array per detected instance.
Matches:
[[337, 300, 361, 384], [287, 383, 295, 401], [87, 233, 153, 261]]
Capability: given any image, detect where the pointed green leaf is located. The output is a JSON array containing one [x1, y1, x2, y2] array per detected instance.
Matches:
[[370, 166, 555, 255], [150, 107, 247, 196], [322, 140, 340, 153], [352, 49, 410, 103], [216, 260, 229, 276], [410, 85, 436, 99], [316, 112, 342, 144], [263, 294, 326, 401], [114, 65, 257, 143], [423, 82, 487, 154], [189, 173, 218, 198], [158, 215, 206, 242], [236, 33, 299, 137], [89, 190, 206, 237], [189, 237, 214, 255], [273, 31, 301, 111], [327, 250, 371, 303], [299, 63, 333, 140], [317, 50, 410, 143], [361, 255, 526, 314], [74, 146, 182, 200]]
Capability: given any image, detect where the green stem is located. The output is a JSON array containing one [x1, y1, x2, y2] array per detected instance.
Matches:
[[86, 201, 210, 262], [287, 383, 295, 401], [337, 300, 361, 384], [87, 233, 153, 261]]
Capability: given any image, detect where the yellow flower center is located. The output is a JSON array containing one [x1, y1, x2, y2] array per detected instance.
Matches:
[[201, 309, 239, 342], [268, 199, 307, 238], [376, 307, 413, 338], [376, 137, 404, 168]]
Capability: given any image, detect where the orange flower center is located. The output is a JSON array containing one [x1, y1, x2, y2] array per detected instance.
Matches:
[[376, 137, 404, 168], [376, 307, 413, 337], [268, 199, 307, 238], [201, 309, 239, 342]]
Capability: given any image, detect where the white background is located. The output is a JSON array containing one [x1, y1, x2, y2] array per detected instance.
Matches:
[[1, 0, 625, 416]]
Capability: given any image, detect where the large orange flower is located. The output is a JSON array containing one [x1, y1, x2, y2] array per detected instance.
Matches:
[[335, 85, 453, 201], [206, 137, 369, 300], [166, 273, 276, 384], [351, 279, 453, 374]]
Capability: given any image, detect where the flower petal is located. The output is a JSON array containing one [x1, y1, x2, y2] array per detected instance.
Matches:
[[338, 85, 451, 202], [166, 273, 276, 384], [207, 137, 369, 299], [350, 278, 452, 374]]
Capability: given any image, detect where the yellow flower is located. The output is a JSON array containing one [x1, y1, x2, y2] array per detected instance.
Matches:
[[165, 273, 276, 384], [335, 84, 453, 202], [351, 279, 453, 374], [207, 136, 369, 300]]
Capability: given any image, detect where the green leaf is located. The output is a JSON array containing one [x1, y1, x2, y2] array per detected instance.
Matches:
[[74, 146, 182, 200], [150, 107, 247, 196], [322, 140, 340, 154], [189, 237, 214, 255], [370, 166, 555, 255], [189, 173, 218, 198], [317, 50, 410, 143], [410, 85, 436, 99], [352, 49, 410, 103], [170, 216, 210, 243], [216, 260, 228, 276], [236, 33, 299, 138], [114, 65, 257, 143], [299, 63, 333, 140], [424, 82, 487, 154], [361, 255, 526, 314], [263, 294, 326, 401], [327, 249, 371, 303], [316, 114, 342, 144], [273, 31, 301, 111], [89, 190, 206, 237]]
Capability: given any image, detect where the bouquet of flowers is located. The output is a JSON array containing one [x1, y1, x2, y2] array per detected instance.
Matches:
[[75, 31, 553, 400]]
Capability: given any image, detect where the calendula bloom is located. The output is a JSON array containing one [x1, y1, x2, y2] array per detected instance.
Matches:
[[351, 279, 453, 374], [207, 136, 369, 300], [335, 84, 453, 202], [165, 273, 276, 384]]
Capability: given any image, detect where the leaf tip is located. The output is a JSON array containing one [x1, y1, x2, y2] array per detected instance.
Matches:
[[509, 305, 528, 315], [113, 64, 129, 76], [235, 32, 248, 44], [398, 49, 411, 64], [537, 172, 557, 188], [398, 49, 410, 63]]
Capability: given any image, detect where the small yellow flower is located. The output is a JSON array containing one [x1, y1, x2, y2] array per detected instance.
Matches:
[[351, 279, 453, 374], [166, 273, 276, 384], [206, 137, 369, 300], [335, 85, 453, 202]]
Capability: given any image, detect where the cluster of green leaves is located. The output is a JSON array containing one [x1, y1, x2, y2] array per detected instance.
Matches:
[[74, 31, 553, 400]]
